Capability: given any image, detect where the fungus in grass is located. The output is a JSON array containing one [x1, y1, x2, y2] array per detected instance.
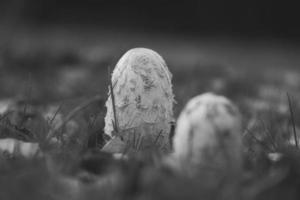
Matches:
[[172, 93, 242, 170], [0, 138, 41, 158], [104, 48, 174, 152]]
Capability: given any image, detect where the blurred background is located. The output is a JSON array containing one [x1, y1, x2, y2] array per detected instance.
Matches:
[[0, 0, 300, 116], [1, 0, 300, 37]]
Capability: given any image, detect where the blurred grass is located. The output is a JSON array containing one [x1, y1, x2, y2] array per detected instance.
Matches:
[[1, 28, 300, 200]]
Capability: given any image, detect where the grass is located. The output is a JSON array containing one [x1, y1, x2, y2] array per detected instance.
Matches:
[[1, 30, 300, 200]]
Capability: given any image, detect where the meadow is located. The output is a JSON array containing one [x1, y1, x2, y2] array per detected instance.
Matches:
[[1, 28, 300, 200]]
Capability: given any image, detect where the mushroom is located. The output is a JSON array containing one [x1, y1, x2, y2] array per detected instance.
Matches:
[[172, 93, 242, 172], [104, 48, 174, 153], [0, 138, 42, 158]]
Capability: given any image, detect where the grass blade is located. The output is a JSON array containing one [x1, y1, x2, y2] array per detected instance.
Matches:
[[108, 66, 119, 134], [287, 93, 298, 148], [46, 95, 103, 140]]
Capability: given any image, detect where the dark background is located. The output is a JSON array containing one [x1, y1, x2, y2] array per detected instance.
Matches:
[[0, 0, 299, 38]]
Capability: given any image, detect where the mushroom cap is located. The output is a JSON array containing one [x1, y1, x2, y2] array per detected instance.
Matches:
[[104, 48, 174, 152], [173, 93, 242, 168]]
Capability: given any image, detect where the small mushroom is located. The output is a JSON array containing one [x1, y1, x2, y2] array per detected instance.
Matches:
[[172, 93, 242, 172], [0, 138, 42, 158]]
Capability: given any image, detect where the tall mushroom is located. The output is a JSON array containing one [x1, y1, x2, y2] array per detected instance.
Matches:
[[172, 93, 242, 172], [104, 48, 174, 153]]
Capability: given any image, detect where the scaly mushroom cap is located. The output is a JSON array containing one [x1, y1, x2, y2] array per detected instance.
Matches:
[[104, 48, 174, 152], [173, 93, 242, 169]]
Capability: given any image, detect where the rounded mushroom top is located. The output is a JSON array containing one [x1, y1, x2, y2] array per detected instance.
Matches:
[[105, 48, 174, 138], [173, 93, 242, 164], [112, 48, 172, 85]]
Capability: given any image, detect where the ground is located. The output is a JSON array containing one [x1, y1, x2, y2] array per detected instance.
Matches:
[[1, 27, 300, 200]]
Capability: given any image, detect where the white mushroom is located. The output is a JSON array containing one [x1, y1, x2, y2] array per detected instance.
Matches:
[[0, 138, 42, 158], [0, 98, 13, 115], [104, 48, 174, 152], [172, 93, 242, 171]]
